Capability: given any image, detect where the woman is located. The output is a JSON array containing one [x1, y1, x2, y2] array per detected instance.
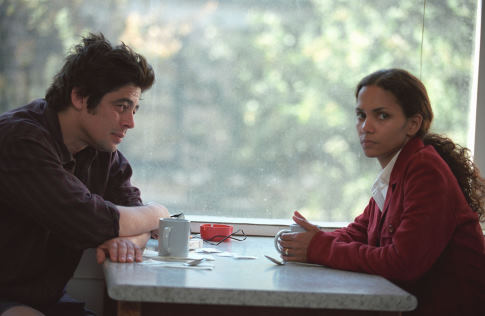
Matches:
[[278, 69, 485, 315]]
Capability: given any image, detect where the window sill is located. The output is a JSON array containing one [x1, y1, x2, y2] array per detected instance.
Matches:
[[186, 215, 349, 237], [186, 215, 485, 237]]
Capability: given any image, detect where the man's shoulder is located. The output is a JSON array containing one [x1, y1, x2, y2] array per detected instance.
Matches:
[[0, 99, 51, 142]]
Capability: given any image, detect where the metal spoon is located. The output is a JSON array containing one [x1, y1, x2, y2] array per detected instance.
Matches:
[[184, 258, 206, 266], [264, 255, 286, 265]]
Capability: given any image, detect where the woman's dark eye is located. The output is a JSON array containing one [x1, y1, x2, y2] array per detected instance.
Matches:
[[378, 112, 389, 119], [356, 112, 365, 120]]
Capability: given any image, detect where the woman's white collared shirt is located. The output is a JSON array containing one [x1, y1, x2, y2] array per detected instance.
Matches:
[[371, 150, 401, 212]]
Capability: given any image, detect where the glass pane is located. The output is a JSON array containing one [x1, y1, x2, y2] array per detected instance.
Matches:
[[0, 0, 477, 221]]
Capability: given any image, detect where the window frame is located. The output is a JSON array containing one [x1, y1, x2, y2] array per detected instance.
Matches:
[[473, 1, 485, 175]]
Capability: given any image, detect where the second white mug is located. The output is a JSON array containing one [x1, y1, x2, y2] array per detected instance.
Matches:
[[274, 223, 306, 254]]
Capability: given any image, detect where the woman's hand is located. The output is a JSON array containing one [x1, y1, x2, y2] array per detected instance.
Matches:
[[279, 211, 320, 262]]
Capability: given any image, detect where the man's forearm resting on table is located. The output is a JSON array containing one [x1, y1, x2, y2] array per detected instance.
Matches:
[[127, 231, 152, 248], [117, 203, 169, 237]]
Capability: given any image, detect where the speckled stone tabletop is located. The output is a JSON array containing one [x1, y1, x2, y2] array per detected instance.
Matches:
[[103, 236, 417, 312]]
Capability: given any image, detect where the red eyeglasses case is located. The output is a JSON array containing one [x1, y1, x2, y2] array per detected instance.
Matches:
[[200, 224, 234, 242]]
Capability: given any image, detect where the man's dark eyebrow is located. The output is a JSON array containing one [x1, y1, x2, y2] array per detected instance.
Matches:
[[112, 98, 141, 111], [112, 98, 134, 105]]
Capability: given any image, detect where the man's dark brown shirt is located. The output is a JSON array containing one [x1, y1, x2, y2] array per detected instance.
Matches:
[[0, 99, 142, 310]]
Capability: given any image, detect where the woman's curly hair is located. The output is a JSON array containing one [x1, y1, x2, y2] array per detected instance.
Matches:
[[423, 133, 485, 221]]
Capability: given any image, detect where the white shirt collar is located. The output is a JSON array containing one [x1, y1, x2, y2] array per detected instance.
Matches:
[[371, 150, 401, 212]]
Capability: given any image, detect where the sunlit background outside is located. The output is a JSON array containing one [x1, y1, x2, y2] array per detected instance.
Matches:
[[0, 0, 478, 222]]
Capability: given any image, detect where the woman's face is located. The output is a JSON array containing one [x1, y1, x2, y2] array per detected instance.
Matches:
[[355, 85, 420, 168]]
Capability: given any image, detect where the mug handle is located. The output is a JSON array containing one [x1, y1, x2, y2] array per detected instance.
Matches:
[[274, 229, 291, 254], [162, 226, 172, 253]]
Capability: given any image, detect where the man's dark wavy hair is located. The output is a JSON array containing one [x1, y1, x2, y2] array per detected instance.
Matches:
[[45, 33, 154, 112]]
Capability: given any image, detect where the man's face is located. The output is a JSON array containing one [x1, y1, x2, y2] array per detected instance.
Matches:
[[79, 84, 141, 152]]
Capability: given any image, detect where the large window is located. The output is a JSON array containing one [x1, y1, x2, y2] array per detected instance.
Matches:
[[0, 0, 479, 222]]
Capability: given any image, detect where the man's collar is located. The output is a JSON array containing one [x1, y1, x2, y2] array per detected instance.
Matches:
[[44, 103, 74, 166]]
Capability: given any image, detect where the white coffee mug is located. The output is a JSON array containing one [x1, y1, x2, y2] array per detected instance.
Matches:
[[158, 218, 190, 257], [274, 223, 306, 254]]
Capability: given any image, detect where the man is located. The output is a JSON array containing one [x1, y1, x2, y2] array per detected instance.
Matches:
[[0, 33, 169, 316]]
